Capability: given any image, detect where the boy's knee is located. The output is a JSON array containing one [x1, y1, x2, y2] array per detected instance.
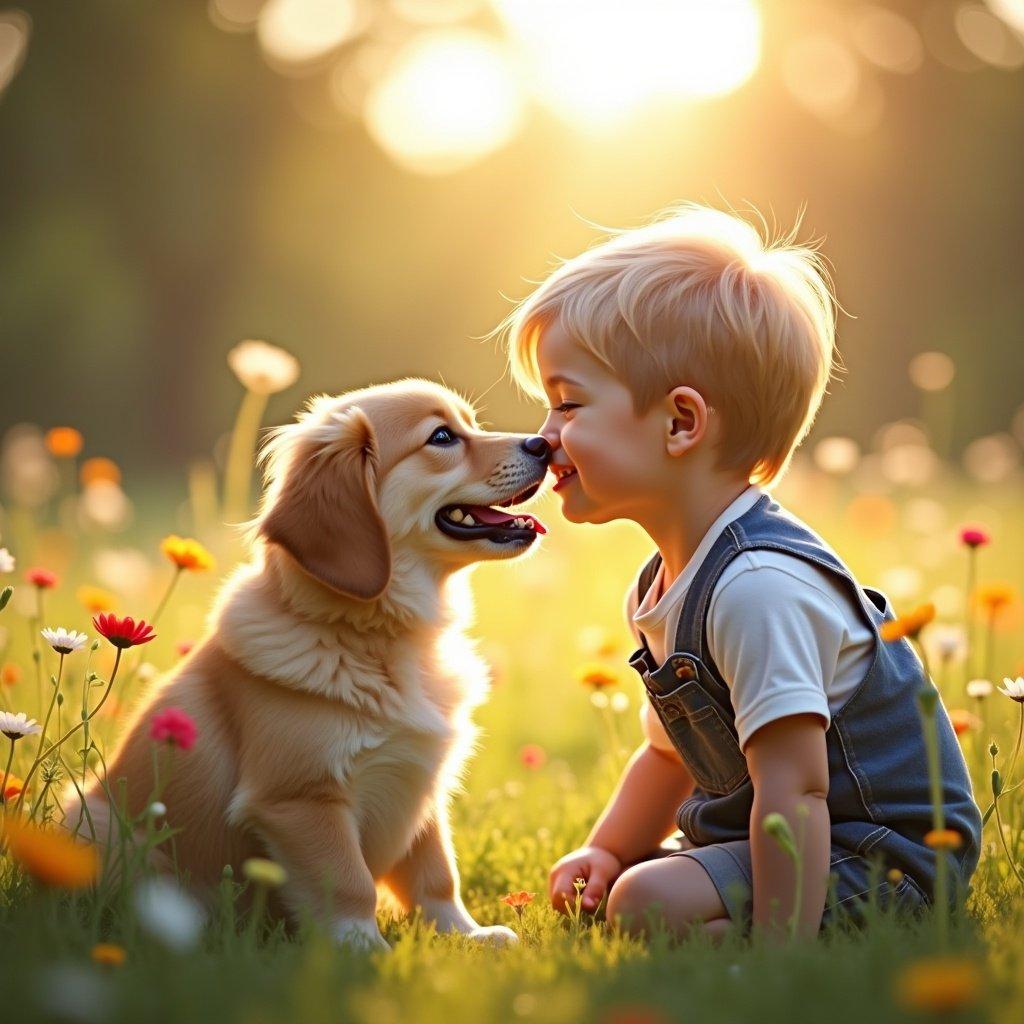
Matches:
[[606, 863, 663, 935]]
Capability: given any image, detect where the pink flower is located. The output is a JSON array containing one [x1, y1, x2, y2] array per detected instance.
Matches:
[[149, 708, 197, 751], [959, 526, 991, 549], [175, 641, 194, 658], [519, 744, 547, 770], [25, 567, 58, 589]]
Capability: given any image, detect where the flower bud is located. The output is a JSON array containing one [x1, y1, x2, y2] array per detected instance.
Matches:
[[148, 801, 167, 819], [990, 742, 999, 758], [0, 586, 12, 611], [992, 770, 1002, 796]]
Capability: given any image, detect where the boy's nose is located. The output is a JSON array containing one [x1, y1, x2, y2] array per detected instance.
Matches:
[[520, 434, 551, 463]]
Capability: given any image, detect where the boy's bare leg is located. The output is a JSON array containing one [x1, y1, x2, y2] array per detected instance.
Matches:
[[606, 855, 733, 942]]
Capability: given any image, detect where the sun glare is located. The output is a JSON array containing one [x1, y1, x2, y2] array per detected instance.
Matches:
[[364, 30, 524, 174], [493, 0, 762, 128]]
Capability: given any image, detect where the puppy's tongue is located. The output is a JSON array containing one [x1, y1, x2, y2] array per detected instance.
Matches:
[[462, 505, 547, 535]]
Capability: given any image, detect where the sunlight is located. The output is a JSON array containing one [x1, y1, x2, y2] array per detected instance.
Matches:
[[492, 0, 761, 128], [364, 30, 524, 174], [257, 0, 364, 66]]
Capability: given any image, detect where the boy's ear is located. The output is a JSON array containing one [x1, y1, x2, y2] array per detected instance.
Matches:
[[664, 386, 709, 457]]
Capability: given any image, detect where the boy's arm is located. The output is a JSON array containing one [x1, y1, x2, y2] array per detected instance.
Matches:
[[746, 713, 830, 941]]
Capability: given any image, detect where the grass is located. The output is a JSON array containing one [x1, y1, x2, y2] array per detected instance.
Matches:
[[1, 411, 1023, 1023]]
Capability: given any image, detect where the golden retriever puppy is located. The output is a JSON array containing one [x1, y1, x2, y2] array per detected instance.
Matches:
[[65, 379, 550, 948]]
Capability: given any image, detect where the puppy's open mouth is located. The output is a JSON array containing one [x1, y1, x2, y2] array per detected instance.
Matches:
[[435, 482, 546, 545]]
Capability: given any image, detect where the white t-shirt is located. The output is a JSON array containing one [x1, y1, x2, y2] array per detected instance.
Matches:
[[627, 486, 875, 753]]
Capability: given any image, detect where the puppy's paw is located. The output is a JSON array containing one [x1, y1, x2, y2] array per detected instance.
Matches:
[[332, 917, 391, 953], [468, 924, 519, 946]]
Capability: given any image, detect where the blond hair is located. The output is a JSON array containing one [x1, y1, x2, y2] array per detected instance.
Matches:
[[499, 203, 839, 486]]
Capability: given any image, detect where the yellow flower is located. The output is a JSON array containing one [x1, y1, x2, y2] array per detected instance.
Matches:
[[76, 585, 116, 614], [45, 426, 84, 458], [80, 457, 121, 487], [91, 943, 126, 966], [880, 603, 935, 643], [973, 581, 1017, 616], [575, 663, 619, 690], [886, 868, 904, 885], [894, 956, 983, 1013], [242, 857, 288, 888], [160, 535, 215, 572], [2, 817, 101, 888], [924, 828, 963, 851]]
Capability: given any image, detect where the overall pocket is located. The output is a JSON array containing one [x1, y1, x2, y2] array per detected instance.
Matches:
[[646, 661, 748, 795]]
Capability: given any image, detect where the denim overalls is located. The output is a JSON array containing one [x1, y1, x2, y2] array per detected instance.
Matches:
[[627, 494, 982, 929]]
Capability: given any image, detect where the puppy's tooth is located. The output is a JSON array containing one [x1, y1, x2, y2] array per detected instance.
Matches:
[[463, 514, 476, 526], [450, 509, 464, 522]]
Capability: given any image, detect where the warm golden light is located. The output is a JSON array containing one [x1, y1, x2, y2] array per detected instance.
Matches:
[[493, 0, 761, 128], [850, 5, 925, 74], [955, 3, 1024, 69], [258, 0, 363, 66], [0, 9, 30, 96], [364, 30, 524, 174]]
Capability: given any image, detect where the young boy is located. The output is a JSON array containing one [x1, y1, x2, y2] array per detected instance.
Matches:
[[500, 204, 982, 941]]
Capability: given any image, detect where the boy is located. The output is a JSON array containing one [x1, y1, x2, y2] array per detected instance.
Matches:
[[500, 204, 981, 940]]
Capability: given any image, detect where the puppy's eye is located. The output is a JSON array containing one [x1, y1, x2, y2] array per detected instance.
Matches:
[[427, 426, 459, 446]]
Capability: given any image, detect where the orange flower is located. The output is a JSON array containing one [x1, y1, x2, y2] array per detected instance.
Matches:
[[45, 426, 84, 458], [160, 535, 215, 572], [91, 943, 127, 967], [1, 772, 24, 803], [880, 603, 935, 643], [576, 663, 619, 690], [80, 457, 121, 487], [76, 585, 116, 614], [894, 956, 983, 1013], [500, 890, 535, 915], [973, 581, 1017, 616], [924, 828, 963, 851], [947, 709, 980, 737], [2, 817, 101, 888], [1, 663, 21, 687]]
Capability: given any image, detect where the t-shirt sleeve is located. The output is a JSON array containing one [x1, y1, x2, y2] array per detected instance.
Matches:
[[707, 561, 840, 751]]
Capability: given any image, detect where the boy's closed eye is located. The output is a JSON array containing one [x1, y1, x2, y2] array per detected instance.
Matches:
[[548, 401, 580, 415]]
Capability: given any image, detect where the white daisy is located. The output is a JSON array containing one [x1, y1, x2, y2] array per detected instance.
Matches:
[[0, 547, 14, 574], [0, 710, 42, 741], [999, 677, 1024, 703], [133, 877, 205, 951], [227, 339, 300, 395], [40, 626, 89, 655], [966, 679, 993, 700]]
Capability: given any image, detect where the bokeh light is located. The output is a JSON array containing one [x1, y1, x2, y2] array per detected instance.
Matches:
[[258, 0, 365, 68], [955, 2, 1024, 69], [364, 30, 524, 174], [494, 0, 761, 128], [963, 432, 1021, 483], [782, 33, 861, 119], [0, 9, 30, 96], [813, 435, 861, 475], [909, 351, 956, 391], [850, 5, 925, 74]]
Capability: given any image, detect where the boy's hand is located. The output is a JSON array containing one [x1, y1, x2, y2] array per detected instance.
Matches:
[[548, 846, 622, 915]]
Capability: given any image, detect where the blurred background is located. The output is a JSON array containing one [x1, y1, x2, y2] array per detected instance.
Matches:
[[1, 0, 1023, 489]]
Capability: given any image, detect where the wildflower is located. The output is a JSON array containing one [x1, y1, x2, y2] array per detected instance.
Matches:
[[499, 891, 535, 919], [133, 877, 205, 951], [1, 817, 101, 888], [25, 567, 58, 589], [947, 709, 979, 737], [80, 457, 121, 487], [242, 857, 288, 888], [76, 585, 116, 614], [150, 707, 197, 751], [998, 677, 1024, 703], [45, 427, 84, 458], [90, 943, 126, 967], [880, 602, 935, 642], [2, 772, 24, 803], [92, 613, 156, 650], [1, 663, 21, 687], [227, 339, 300, 395], [894, 956, 983, 1013], [0, 547, 14, 573], [959, 526, 990, 549], [160, 535, 215, 573], [576, 662, 619, 690], [973, 581, 1017, 615], [966, 678, 993, 699], [147, 801, 166, 820], [40, 627, 88, 655], [519, 744, 547, 769], [924, 828, 963, 851], [0, 711, 41, 740]]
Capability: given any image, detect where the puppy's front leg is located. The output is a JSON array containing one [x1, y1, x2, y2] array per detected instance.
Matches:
[[245, 794, 389, 951], [384, 807, 517, 945]]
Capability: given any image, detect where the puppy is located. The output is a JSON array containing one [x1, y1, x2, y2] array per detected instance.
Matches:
[[66, 379, 550, 948]]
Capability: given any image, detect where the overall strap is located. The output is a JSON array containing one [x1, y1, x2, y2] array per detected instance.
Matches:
[[631, 551, 663, 658]]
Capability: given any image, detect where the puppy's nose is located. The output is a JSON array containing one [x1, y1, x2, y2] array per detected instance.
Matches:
[[521, 435, 551, 463]]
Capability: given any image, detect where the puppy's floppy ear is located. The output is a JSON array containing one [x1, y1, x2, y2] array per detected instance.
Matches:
[[260, 406, 391, 601]]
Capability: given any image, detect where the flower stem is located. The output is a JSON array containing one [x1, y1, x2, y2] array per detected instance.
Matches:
[[150, 567, 183, 627], [0, 738, 15, 820], [27, 652, 64, 783], [964, 549, 977, 683], [224, 388, 268, 523]]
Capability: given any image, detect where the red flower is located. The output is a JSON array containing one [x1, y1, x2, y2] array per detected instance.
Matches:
[[959, 526, 991, 549], [92, 613, 157, 650], [25, 567, 58, 589], [519, 744, 547, 769], [150, 707, 197, 751]]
